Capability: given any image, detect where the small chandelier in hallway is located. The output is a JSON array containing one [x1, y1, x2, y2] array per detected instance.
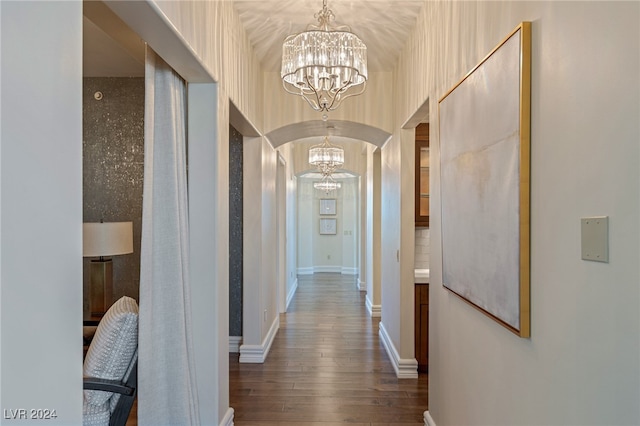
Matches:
[[280, 0, 368, 112], [308, 136, 344, 175], [314, 174, 342, 194]]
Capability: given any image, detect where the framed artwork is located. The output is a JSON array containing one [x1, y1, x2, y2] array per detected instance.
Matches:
[[438, 22, 531, 337], [319, 218, 337, 235], [320, 198, 336, 215]]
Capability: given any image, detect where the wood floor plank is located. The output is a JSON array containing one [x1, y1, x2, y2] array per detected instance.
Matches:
[[230, 273, 428, 425]]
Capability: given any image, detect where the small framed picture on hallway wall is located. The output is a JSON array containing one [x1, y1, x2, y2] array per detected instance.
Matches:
[[319, 218, 337, 235], [320, 198, 336, 215]]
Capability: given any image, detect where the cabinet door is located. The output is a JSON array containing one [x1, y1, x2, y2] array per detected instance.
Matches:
[[415, 123, 429, 227], [415, 284, 429, 373], [419, 304, 429, 372]]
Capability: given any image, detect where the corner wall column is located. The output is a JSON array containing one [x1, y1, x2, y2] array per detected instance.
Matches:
[[188, 83, 232, 424]]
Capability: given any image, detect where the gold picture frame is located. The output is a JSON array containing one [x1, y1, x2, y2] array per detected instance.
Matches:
[[438, 22, 531, 337]]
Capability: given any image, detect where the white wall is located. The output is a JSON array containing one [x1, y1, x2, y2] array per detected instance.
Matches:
[[187, 83, 225, 426], [241, 136, 280, 362], [0, 2, 83, 424], [297, 177, 359, 275], [296, 178, 314, 274], [341, 178, 359, 275], [380, 127, 418, 377], [280, 144, 298, 309], [359, 162, 367, 291], [260, 139, 278, 340], [393, 2, 639, 424], [365, 147, 382, 316], [286, 175, 298, 304], [241, 136, 263, 349]]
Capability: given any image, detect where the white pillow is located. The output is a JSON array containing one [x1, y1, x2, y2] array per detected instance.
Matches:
[[83, 296, 138, 407]]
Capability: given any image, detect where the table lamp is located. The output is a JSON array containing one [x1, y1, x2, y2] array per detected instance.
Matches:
[[83, 221, 133, 317]]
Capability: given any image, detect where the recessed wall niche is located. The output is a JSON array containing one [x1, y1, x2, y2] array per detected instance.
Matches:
[[83, 77, 144, 319]]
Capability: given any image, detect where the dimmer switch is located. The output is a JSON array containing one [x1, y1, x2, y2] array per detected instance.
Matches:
[[581, 216, 609, 263]]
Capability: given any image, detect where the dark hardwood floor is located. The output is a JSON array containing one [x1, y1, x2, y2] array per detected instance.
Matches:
[[230, 273, 429, 425], [126, 399, 137, 426]]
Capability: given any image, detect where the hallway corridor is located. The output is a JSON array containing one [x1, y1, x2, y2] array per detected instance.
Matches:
[[230, 273, 428, 425]]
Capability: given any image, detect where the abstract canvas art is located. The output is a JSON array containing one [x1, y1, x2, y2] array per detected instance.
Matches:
[[439, 22, 531, 337]]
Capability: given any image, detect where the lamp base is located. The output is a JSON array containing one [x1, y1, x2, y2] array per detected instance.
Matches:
[[89, 258, 113, 317]]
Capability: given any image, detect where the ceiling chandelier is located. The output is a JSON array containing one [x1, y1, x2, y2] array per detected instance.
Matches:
[[309, 136, 344, 175], [281, 0, 368, 112], [314, 175, 342, 194]]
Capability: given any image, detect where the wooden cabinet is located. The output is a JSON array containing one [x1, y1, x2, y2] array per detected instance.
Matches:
[[415, 123, 429, 227], [415, 283, 429, 373]]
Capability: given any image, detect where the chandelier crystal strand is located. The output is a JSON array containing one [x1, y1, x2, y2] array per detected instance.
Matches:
[[281, 0, 367, 112]]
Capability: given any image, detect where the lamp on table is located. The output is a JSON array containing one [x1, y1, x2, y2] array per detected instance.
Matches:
[[83, 221, 133, 318]]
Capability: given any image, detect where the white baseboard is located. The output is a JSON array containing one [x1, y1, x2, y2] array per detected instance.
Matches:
[[366, 296, 381, 318], [424, 410, 436, 426], [342, 267, 358, 275], [314, 266, 342, 273], [378, 322, 418, 379], [297, 266, 358, 275], [357, 278, 366, 290], [286, 277, 298, 310], [239, 314, 279, 363], [220, 407, 234, 426], [229, 336, 242, 353], [297, 267, 314, 275]]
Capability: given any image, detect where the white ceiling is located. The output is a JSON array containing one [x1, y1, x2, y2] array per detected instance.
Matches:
[[83, 0, 424, 76], [83, 16, 144, 77], [232, 0, 425, 72], [83, 1, 145, 77]]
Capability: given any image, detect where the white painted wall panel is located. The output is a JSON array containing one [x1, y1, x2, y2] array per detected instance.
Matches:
[[0, 2, 83, 424], [261, 139, 278, 339], [187, 83, 223, 425]]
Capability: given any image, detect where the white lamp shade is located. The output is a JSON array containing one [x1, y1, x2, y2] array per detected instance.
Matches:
[[83, 222, 134, 257]]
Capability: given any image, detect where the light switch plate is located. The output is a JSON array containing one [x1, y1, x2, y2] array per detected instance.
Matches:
[[581, 216, 609, 262]]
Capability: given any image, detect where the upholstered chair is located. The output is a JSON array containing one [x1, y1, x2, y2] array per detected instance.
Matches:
[[83, 296, 138, 426]]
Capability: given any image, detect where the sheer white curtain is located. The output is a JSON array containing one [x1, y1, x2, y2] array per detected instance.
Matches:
[[138, 46, 200, 425]]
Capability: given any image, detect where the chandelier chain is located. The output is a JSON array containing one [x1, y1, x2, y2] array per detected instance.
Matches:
[[314, 0, 334, 31]]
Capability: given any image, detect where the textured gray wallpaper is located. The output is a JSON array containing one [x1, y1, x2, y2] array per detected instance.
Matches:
[[229, 125, 243, 337], [83, 77, 144, 319]]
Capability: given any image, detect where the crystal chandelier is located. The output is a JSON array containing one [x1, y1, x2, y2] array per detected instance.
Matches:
[[314, 175, 342, 194], [281, 0, 368, 112], [309, 136, 344, 175]]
